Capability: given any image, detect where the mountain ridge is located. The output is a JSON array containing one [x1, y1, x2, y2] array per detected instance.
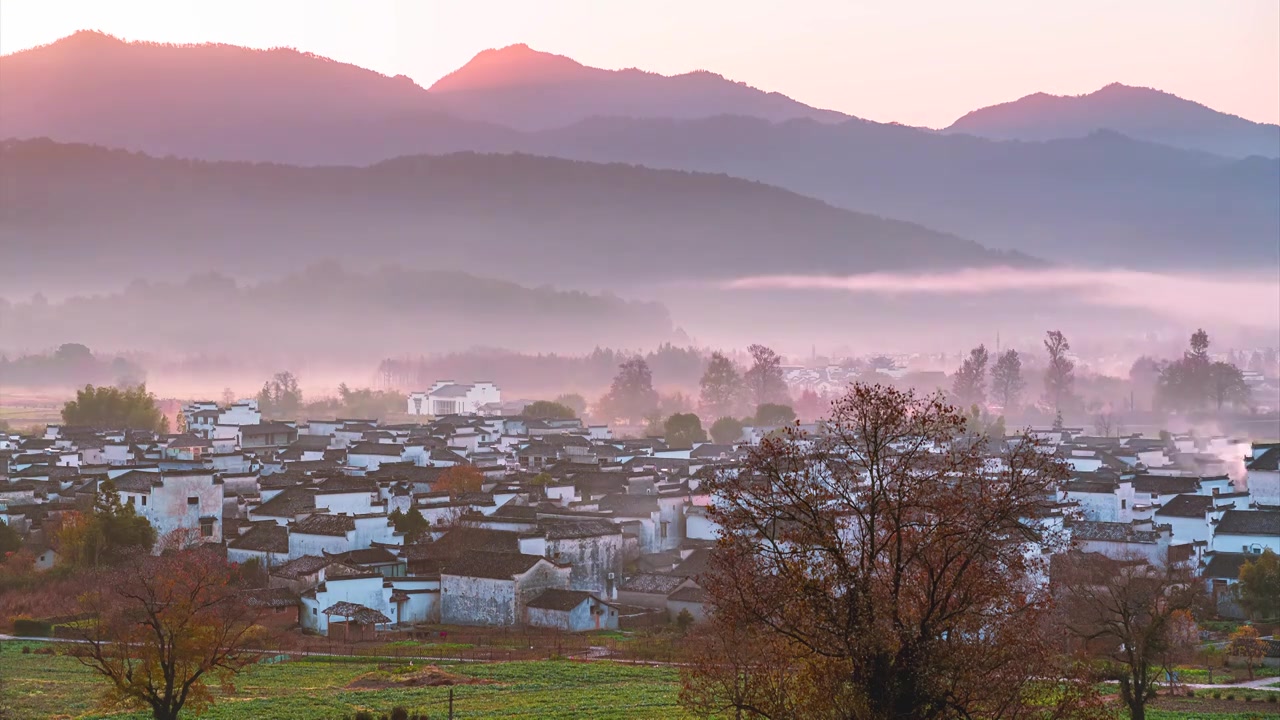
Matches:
[[945, 83, 1280, 158], [0, 138, 1030, 288]]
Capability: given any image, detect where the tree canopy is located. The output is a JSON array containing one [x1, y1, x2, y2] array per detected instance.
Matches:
[[521, 400, 577, 420], [990, 349, 1025, 411], [71, 548, 263, 720], [257, 371, 302, 418], [1155, 330, 1250, 412], [951, 344, 990, 407], [597, 356, 660, 423], [698, 352, 744, 419], [434, 465, 485, 496], [1237, 548, 1280, 621], [663, 413, 706, 446], [62, 384, 168, 433], [708, 416, 744, 444], [753, 403, 796, 426], [743, 344, 789, 408], [1042, 330, 1076, 413], [685, 384, 1077, 718], [55, 482, 157, 568]]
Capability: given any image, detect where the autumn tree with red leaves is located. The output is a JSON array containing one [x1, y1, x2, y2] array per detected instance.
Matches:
[[434, 465, 486, 496], [684, 383, 1090, 719], [70, 548, 264, 720]]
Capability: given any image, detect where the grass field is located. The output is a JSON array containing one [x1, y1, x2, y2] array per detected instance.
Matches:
[[2, 641, 1277, 719], [0, 643, 692, 719]]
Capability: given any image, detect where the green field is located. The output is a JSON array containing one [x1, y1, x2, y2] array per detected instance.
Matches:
[[3, 642, 1277, 719], [0, 643, 691, 719]]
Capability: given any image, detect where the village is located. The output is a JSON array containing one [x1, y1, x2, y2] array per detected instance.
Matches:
[[1, 377, 1278, 647]]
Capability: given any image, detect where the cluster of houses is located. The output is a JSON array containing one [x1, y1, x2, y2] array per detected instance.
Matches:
[[1, 388, 1277, 638]]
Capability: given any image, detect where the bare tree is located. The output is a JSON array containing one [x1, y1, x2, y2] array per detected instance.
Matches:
[[1058, 553, 1201, 720], [684, 383, 1088, 719]]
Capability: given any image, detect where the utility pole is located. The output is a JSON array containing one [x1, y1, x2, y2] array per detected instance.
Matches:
[[449, 686, 454, 719]]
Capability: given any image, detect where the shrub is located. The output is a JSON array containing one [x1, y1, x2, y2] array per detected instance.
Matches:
[[1212, 691, 1221, 699], [354, 712, 374, 720], [391, 708, 409, 720], [12, 618, 51, 637], [1267, 694, 1276, 703]]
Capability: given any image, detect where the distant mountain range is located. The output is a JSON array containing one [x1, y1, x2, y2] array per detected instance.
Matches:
[[427, 43, 850, 130], [945, 83, 1280, 159], [1, 32, 1277, 269], [0, 139, 1025, 287], [0, 264, 676, 357]]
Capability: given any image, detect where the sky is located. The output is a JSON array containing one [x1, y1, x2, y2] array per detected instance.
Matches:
[[2, 0, 1277, 128]]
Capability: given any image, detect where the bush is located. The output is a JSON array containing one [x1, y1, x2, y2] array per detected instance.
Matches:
[[1267, 694, 1276, 703], [390, 708, 409, 720], [1212, 691, 1221, 699], [354, 712, 374, 720], [12, 618, 51, 637]]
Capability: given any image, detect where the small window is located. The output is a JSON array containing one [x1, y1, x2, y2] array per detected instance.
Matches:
[[127, 496, 136, 505], [1120, 500, 1126, 509], [188, 496, 199, 506], [312, 608, 318, 616], [199, 517, 215, 538], [141, 496, 147, 506]]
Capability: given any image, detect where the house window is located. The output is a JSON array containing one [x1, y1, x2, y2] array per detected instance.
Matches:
[[141, 495, 147, 506], [1120, 500, 1126, 509], [660, 521, 668, 540], [187, 496, 199, 506], [127, 496, 136, 506], [199, 517, 215, 538], [312, 608, 318, 616]]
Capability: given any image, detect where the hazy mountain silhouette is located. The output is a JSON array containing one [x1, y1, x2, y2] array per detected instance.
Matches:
[[0, 30, 516, 165], [0, 264, 676, 358], [427, 43, 850, 130], [0, 139, 1027, 289], [3, 34, 1275, 268], [946, 83, 1280, 159], [518, 117, 1279, 268]]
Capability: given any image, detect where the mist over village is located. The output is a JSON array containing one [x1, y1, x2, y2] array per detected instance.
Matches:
[[1, 3, 1279, 719]]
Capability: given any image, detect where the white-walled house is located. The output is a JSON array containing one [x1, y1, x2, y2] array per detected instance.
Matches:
[[1211, 510, 1280, 555], [111, 469, 224, 547], [300, 574, 440, 635], [407, 382, 501, 417], [1068, 520, 1172, 566], [440, 552, 571, 627]]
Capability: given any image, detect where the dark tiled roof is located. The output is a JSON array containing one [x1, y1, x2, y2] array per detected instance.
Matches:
[[1130, 474, 1200, 495], [619, 573, 687, 595], [526, 588, 597, 611], [331, 547, 398, 566], [293, 513, 356, 536], [442, 551, 547, 580], [542, 519, 620, 540], [1216, 510, 1280, 536], [314, 476, 377, 494], [430, 527, 523, 558], [253, 486, 316, 518], [322, 601, 390, 624], [1203, 552, 1250, 579], [271, 555, 331, 579], [110, 470, 162, 492], [228, 522, 288, 553], [244, 587, 298, 609], [1070, 521, 1161, 544], [348, 442, 405, 457], [1154, 494, 1213, 519], [667, 586, 708, 603], [1247, 446, 1280, 472]]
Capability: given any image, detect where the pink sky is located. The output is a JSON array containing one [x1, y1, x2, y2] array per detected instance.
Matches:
[[2, 0, 1277, 128]]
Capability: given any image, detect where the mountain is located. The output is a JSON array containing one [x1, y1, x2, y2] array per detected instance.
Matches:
[[945, 83, 1280, 159], [427, 43, 850, 130], [3, 35, 1276, 269], [0, 30, 515, 165], [0, 265, 676, 358], [0, 139, 1026, 288], [515, 118, 1280, 268]]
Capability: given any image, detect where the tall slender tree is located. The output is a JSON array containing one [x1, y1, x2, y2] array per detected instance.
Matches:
[[951, 344, 990, 407], [991, 349, 1026, 411], [1042, 330, 1076, 414], [698, 352, 744, 419], [743, 344, 788, 407], [598, 356, 660, 423]]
